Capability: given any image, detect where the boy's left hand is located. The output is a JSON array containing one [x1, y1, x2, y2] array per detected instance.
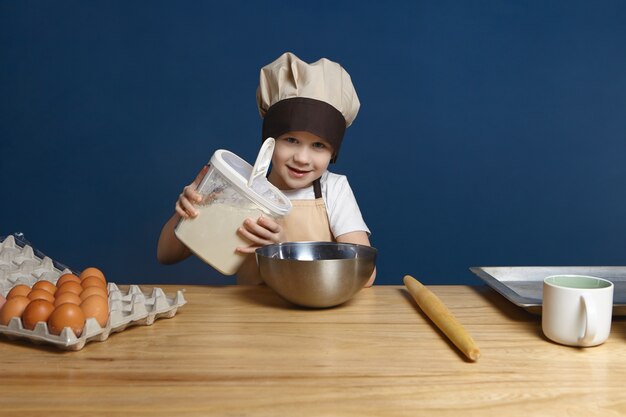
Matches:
[[235, 215, 284, 254]]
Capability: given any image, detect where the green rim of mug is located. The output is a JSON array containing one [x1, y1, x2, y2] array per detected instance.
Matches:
[[544, 274, 613, 290]]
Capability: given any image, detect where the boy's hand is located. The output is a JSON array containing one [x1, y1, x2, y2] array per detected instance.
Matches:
[[236, 215, 284, 254], [175, 165, 208, 219]]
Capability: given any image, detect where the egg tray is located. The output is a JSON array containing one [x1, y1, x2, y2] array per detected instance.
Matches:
[[0, 233, 74, 294], [0, 233, 187, 350], [0, 283, 187, 350]]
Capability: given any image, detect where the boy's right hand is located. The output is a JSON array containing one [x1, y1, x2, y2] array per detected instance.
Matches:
[[175, 165, 208, 219]]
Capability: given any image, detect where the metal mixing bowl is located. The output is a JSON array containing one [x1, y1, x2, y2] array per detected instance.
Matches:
[[256, 242, 377, 308]]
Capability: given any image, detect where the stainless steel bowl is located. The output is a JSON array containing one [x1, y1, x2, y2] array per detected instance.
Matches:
[[256, 242, 377, 308]]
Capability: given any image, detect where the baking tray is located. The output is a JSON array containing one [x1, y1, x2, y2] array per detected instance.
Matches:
[[470, 266, 626, 315]]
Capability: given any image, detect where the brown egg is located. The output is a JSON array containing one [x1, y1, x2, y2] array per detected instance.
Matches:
[[22, 299, 55, 330], [79, 286, 108, 301], [54, 292, 82, 307], [80, 267, 106, 282], [32, 280, 57, 295], [47, 303, 85, 337], [56, 281, 83, 296], [0, 295, 31, 325], [56, 273, 81, 287], [81, 295, 109, 327], [28, 288, 55, 303], [7, 284, 31, 299], [0, 294, 5, 310], [81, 275, 108, 291]]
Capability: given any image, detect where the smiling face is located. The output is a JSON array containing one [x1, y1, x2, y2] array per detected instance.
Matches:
[[267, 131, 334, 190]]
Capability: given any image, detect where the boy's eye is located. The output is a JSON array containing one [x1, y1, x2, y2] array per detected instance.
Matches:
[[285, 137, 298, 144]]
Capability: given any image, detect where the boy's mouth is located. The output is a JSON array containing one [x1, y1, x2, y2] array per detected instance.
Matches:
[[287, 166, 311, 178]]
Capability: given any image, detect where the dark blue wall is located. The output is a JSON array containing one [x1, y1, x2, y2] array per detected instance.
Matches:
[[2, 1, 626, 285]]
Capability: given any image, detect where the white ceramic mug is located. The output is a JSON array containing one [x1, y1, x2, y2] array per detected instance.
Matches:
[[542, 275, 614, 347]]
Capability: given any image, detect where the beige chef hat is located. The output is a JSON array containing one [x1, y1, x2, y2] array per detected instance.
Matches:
[[257, 52, 360, 162]]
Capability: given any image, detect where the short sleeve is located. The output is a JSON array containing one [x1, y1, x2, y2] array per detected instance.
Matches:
[[323, 172, 371, 237]]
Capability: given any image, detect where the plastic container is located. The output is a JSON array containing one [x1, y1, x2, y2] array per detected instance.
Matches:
[[174, 143, 292, 275]]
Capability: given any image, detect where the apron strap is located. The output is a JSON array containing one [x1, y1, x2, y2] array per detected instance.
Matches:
[[313, 178, 322, 199]]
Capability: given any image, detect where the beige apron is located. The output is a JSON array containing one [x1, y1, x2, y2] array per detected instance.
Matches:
[[237, 179, 333, 284]]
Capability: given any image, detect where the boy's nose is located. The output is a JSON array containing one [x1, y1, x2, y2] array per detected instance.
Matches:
[[293, 148, 311, 164]]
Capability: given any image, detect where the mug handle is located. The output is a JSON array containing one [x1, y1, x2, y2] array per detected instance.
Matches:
[[579, 293, 597, 345]]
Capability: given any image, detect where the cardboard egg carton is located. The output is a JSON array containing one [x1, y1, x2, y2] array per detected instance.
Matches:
[[0, 233, 187, 350], [0, 234, 72, 294], [0, 283, 186, 350]]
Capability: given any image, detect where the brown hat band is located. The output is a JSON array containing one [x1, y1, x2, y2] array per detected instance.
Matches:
[[262, 97, 346, 162]]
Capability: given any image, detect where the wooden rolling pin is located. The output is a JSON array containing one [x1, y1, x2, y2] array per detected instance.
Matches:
[[403, 275, 481, 362]]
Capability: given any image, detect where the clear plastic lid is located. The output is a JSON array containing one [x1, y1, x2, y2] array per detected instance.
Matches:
[[209, 149, 292, 217]]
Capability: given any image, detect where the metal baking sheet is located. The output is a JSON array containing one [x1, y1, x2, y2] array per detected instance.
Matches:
[[470, 266, 626, 315]]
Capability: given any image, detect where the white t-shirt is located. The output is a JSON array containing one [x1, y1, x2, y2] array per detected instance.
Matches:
[[280, 171, 370, 238]]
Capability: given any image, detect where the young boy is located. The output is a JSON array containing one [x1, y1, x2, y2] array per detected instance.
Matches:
[[157, 52, 376, 285]]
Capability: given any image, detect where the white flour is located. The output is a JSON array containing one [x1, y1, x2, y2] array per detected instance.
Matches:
[[175, 203, 264, 275]]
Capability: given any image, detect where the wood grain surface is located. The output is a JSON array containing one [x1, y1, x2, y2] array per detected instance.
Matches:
[[1, 284, 626, 417]]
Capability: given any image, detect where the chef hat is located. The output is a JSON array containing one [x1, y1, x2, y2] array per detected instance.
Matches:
[[257, 52, 360, 162]]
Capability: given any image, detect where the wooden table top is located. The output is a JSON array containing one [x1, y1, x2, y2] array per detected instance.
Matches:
[[2, 284, 626, 417]]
